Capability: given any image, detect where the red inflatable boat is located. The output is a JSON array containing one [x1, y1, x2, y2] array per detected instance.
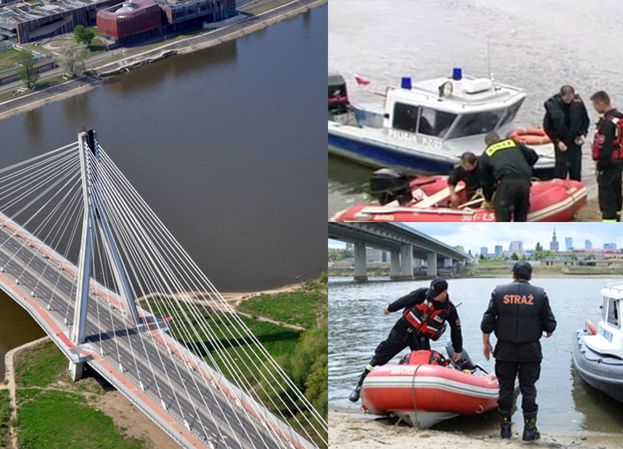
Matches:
[[332, 175, 587, 222], [361, 350, 499, 428]]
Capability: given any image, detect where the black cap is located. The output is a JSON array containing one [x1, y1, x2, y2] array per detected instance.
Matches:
[[512, 261, 532, 279], [426, 278, 448, 299]]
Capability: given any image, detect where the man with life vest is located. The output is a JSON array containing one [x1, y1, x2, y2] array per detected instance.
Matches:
[[480, 132, 539, 222], [348, 278, 463, 402], [448, 152, 481, 207], [480, 262, 557, 443], [590, 90, 623, 222], [543, 85, 590, 181]]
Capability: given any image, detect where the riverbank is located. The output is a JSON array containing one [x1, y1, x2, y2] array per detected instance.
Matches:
[[0, 0, 325, 122], [329, 409, 622, 449]]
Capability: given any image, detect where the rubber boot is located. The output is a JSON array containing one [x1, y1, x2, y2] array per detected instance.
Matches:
[[349, 367, 371, 402], [499, 411, 512, 439], [522, 415, 540, 443]]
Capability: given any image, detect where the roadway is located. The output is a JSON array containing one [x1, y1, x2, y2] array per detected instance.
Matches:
[[0, 222, 305, 449]]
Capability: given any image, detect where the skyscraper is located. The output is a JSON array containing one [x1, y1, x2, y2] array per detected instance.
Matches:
[[494, 245, 503, 257], [565, 237, 573, 251], [509, 241, 523, 254], [550, 228, 559, 252], [480, 247, 489, 257], [604, 242, 617, 251], [585, 240, 592, 249]]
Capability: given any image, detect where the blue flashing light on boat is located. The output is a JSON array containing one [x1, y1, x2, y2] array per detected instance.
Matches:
[[401, 76, 412, 90], [452, 67, 463, 81]]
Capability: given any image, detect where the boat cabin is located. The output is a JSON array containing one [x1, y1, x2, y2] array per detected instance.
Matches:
[[585, 284, 623, 359], [382, 69, 526, 141]]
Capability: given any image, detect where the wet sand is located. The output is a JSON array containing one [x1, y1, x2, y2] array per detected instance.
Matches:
[[329, 409, 623, 449]]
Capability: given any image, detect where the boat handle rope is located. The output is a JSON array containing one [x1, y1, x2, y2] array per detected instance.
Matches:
[[410, 364, 423, 426]]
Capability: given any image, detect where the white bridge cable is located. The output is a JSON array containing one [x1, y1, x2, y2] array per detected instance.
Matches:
[[84, 151, 257, 449], [92, 163, 303, 449], [88, 151, 277, 449], [95, 149, 325, 446], [95, 147, 326, 445], [96, 149, 327, 440], [0, 144, 77, 183]]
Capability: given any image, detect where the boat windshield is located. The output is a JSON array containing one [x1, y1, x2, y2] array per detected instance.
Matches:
[[606, 297, 620, 328], [392, 103, 457, 138], [446, 99, 525, 139]]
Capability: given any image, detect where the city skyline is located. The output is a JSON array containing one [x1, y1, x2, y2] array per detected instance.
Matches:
[[328, 223, 622, 255]]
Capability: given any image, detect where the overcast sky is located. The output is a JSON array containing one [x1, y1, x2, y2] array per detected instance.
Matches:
[[328, 223, 621, 253]]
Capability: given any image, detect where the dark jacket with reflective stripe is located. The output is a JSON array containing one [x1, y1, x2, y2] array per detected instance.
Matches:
[[480, 139, 539, 202], [595, 108, 623, 170], [480, 280, 556, 361], [388, 288, 463, 353]]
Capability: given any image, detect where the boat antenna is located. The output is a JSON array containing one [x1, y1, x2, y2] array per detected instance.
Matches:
[[487, 37, 493, 81]]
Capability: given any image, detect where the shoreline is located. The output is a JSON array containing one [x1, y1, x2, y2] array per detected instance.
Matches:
[[0, 0, 325, 122], [329, 408, 622, 449]]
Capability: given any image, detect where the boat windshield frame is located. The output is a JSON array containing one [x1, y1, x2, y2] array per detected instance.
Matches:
[[387, 93, 526, 142]]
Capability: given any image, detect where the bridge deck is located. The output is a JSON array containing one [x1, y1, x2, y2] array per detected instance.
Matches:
[[0, 217, 306, 449]]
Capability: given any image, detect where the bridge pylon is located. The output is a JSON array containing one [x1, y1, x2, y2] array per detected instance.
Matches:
[[71, 130, 140, 346]]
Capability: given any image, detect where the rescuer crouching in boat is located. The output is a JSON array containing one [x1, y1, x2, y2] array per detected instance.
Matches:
[[448, 152, 482, 208], [349, 278, 463, 402], [480, 262, 557, 442]]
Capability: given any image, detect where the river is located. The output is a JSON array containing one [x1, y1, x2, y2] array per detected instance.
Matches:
[[327, 0, 623, 219], [329, 277, 623, 437], [0, 5, 326, 377]]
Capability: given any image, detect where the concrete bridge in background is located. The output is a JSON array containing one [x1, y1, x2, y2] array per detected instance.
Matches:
[[328, 222, 470, 282]]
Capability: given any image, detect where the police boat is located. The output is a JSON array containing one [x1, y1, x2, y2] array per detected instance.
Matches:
[[572, 283, 623, 403], [361, 344, 500, 429], [328, 68, 556, 179]]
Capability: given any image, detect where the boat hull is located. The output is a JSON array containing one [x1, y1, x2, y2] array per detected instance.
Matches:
[[361, 363, 499, 428], [329, 125, 556, 180], [572, 329, 623, 403], [332, 177, 587, 222]]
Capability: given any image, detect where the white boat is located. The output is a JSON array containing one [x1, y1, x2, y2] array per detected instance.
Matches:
[[328, 69, 556, 178], [572, 283, 623, 402]]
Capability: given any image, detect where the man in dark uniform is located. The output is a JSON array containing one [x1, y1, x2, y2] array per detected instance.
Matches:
[[349, 278, 463, 402], [480, 132, 539, 222], [543, 85, 590, 181], [448, 152, 481, 207], [590, 91, 623, 222], [480, 262, 557, 442]]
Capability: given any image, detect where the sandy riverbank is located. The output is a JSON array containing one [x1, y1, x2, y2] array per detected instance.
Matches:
[[329, 409, 622, 449], [221, 281, 307, 306]]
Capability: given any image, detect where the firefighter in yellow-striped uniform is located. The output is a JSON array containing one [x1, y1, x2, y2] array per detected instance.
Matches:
[[480, 132, 539, 222]]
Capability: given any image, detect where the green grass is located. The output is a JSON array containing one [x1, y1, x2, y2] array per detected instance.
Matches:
[[237, 280, 326, 329], [0, 48, 30, 71], [16, 389, 147, 449], [0, 389, 11, 448], [14, 342, 67, 388]]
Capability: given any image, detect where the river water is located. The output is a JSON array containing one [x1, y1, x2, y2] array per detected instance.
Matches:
[[328, 0, 623, 219], [329, 277, 623, 437], [0, 6, 326, 377]]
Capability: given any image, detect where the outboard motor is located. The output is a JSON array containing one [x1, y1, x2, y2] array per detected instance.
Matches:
[[445, 342, 476, 371], [370, 168, 413, 206], [328, 73, 349, 115]]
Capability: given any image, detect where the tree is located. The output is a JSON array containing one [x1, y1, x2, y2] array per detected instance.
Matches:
[[17, 51, 38, 90], [511, 252, 519, 261], [58, 43, 88, 78], [74, 25, 96, 47]]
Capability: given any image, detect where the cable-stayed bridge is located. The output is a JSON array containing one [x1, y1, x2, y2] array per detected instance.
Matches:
[[0, 130, 327, 449]]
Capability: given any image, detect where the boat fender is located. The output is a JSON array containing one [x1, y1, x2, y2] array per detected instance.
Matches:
[[585, 319, 597, 335]]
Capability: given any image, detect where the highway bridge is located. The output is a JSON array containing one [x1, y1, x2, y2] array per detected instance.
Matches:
[[328, 222, 470, 281], [0, 131, 326, 449]]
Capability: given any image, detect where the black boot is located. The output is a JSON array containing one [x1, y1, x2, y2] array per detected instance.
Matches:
[[522, 415, 540, 442], [499, 411, 512, 439], [349, 368, 371, 402]]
